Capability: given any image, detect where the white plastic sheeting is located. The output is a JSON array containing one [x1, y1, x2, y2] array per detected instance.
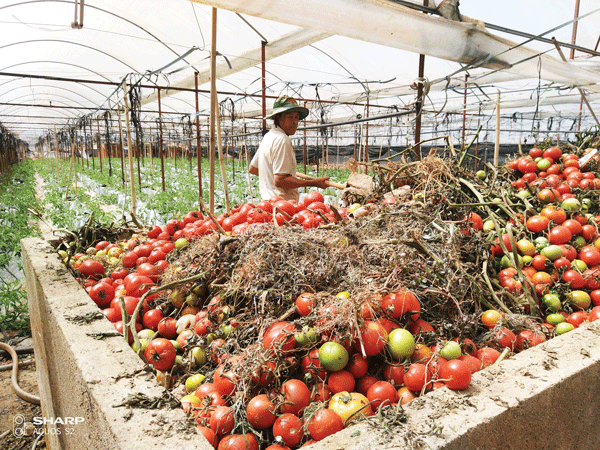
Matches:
[[0, 0, 598, 147]]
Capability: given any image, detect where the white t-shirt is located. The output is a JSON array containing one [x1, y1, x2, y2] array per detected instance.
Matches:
[[250, 126, 299, 201]]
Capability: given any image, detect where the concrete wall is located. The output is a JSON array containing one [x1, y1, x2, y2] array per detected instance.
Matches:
[[22, 237, 212, 450], [22, 237, 600, 450]]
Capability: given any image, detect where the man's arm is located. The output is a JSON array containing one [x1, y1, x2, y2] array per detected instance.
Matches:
[[248, 164, 259, 176], [274, 173, 330, 190]]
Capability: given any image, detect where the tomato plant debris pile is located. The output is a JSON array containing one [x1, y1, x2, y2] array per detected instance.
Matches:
[[52, 132, 600, 448], [160, 155, 489, 340]]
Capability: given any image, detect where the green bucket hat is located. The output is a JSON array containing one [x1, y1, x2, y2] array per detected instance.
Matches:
[[266, 95, 309, 120]]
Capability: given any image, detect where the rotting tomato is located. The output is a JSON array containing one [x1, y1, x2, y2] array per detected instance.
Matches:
[[263, 322, 296, 354], [328, 391, 373, 424], [272, 414, 304, 448]]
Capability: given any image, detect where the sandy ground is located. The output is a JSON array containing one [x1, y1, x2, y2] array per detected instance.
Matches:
[[0, 355, 45, 449]]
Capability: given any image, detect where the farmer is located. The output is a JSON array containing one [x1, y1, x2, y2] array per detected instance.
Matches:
[[249, 96, 330, 202]]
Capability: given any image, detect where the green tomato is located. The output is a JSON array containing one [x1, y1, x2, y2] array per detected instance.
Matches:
[[439, 341, 461, 360], [476, 170, 487, 180], [336, 291, 351, 299], [570, 259, 588, 272], [175, 238, 188, 250], [86, 247, 97, 256], [387, 328, 416, 361], [138, 329, 154, 340], [542, 293, 561, 313], [521, 255, 533, 265], [131, 338, 149, 353], [540, 245, 563, 261], [482, 219, 495, 232], [565, 290, 591, 310], [185, 373, 205, 392], [561, 198, 581, 213], [220, 324, 233, 339], [571, 235, 587, 250], [190, 347, 207, 367], [319, 342, 349, 372], [545, 313, 566, 326], [294, 326, 317, 348], [555, 322, 575, 335], [534, 236, 549, 251]]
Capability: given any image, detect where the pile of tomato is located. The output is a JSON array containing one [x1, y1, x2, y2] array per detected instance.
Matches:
[[487, 146, 600, 334]]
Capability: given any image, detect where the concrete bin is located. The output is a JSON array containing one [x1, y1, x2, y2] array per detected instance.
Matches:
[[22, 237, 600, 450]]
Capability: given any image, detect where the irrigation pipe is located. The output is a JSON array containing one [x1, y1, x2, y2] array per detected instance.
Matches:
[[0, 342, 40, 405]]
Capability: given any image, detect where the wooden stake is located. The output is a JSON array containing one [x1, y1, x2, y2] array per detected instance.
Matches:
[[209, 7, 217, 213], [195, 72, 203, 208], [117, 107, 126, 186], [215, 96, 231, 212]]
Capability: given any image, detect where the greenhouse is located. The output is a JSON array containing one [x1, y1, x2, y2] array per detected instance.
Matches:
[[1, 1, 600, 450]]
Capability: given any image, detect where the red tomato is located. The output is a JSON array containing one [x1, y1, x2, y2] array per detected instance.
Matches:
[[311, 384, 332, 403], [251, 360, 277, 387], [476, 347, 501, 368], [157, 317, 177, 339], [111, 268, 129, 280], [195, 426, 217, 449], [543, 146, 562, 161], [272, 200, 296, 217], [295, 292, 315, 316], [492, 327, 517, 351], [125, 274, 155, 297], [356, 375, 379, 396], [210, 405, 235, 436], [278, 379, 310, 416], [102, 307, 120, 323], [272, 414, 304, 448], [263, 322, 296, 354], [562, 269, 586, 289], [588, 306, 600, 322], [358, 320, 388, 356], [327, 370, 355, 394], [213, 359, 240, 397], [366, 381, 398, 409], [307, 408, 344, 441], [88, 282, 115, 309], [301, 349, 327, 383], [381, 291, 420, 320], [403, 363, 432, 392], [78, 259, 105, 278], [303, 191, 325, 208], [439, 359, 472, 390], [383, 363, 406, 386], [458, 354, 482, 373], [548, 226, 572, 245], [346, 353, 369, 379], [144, 338, 176, 371], [580, 246, 600, 267], [142, 309, 163, 331], [525, 214, 550, 233], [567, 311, 588, 328], [217, 433, 259, 450]]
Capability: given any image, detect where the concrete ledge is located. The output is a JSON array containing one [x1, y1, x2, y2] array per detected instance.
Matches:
[[22, 237, 211, 450], [22, 237, 600, 450]]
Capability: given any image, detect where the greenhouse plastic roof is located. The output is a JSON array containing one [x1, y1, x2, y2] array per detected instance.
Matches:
[[1, 0, 600, 147]]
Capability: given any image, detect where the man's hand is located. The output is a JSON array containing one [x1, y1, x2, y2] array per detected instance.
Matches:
[[311, 177, 331, 190]]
